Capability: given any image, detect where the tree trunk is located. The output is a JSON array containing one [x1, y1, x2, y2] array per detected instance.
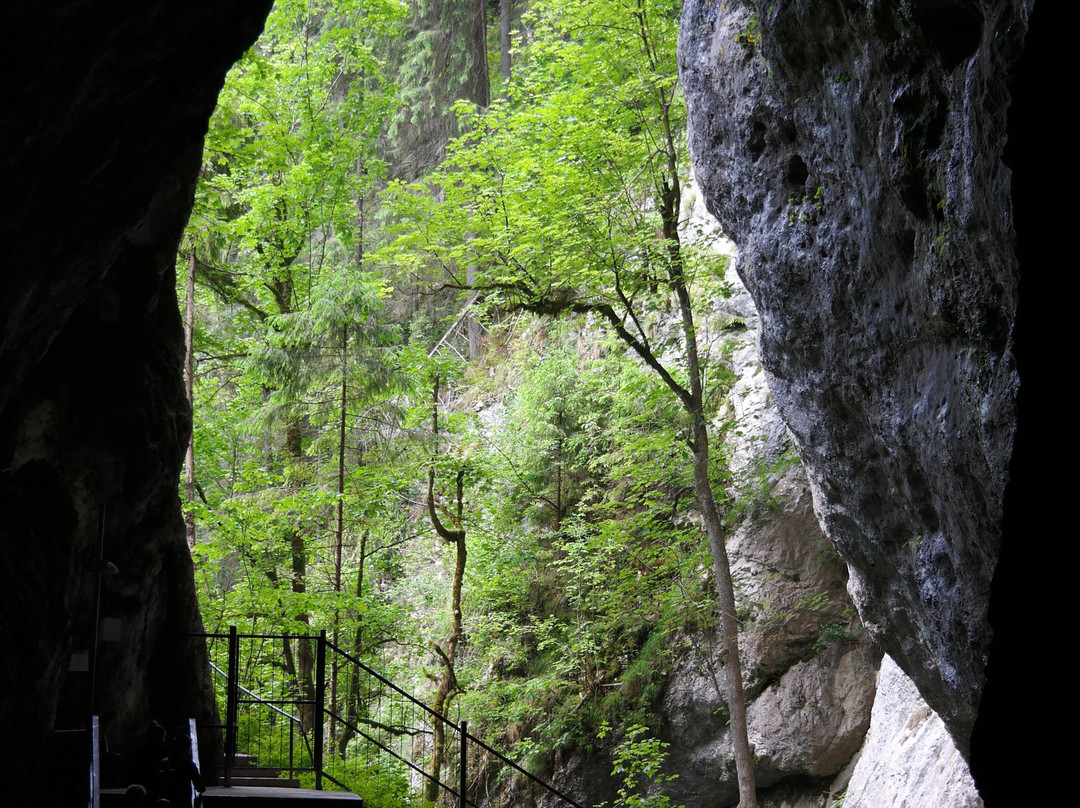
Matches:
[[184, 246, 197, 550], [667, 225, 756, 805], [500, 0, 512, 88], [690, 420, 756, 807], [424, 375, 467, 804], [266, 272, 317, 733], [339, 528, 368, 757], [668, 206, 757, 808], [555, 407, 564, 530], [465, 0, 490, 108], [652, 29, 758, 798], [286, 402, 315, 735], [329, 326, 348, 750]]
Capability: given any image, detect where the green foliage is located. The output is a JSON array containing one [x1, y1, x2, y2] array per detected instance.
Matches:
[[736, 14, 761, 49], [598, 723, 683, 808], [322, 755, 411, 808], [721, 447, 799, 528], [453, 318, 718, 766], [812, 608, 865, 653], [181, 0, 767, 802], [193, 0, 403, 277], [381, 0, 691, 323]]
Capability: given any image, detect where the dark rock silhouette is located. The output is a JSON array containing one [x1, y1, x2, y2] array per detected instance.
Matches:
[[0, 3, 272, 801]]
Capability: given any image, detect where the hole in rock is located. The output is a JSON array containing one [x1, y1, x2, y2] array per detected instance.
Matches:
[[913, 0, 982, 71], [785, 154, 809, 185]]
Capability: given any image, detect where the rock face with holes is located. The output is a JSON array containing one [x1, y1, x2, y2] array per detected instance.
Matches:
[[0, 3, 272, 796], [678, 0, 1026, 772]]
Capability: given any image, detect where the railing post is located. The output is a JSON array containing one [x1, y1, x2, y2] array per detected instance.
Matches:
[[314, 629, 327, 790], [288, 716, 295, 780], [89, 715, 100, 808], [459, 720, 468, 808], [188, 718, 201, 808], [224, 626, 239, 787]]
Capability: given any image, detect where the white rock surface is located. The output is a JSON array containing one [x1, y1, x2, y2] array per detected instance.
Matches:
[[844, 655, 983, 808]]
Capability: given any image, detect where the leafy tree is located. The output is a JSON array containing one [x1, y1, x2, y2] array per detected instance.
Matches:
[[182, 0, 406, 733], [599, 722, 683, 808], [383, 0, 758, 803]]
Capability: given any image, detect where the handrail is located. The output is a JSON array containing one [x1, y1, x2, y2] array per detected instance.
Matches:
[[209, 661, 305, 724], [206, 655, 314, 784], [188, 718, 202, 808], [197, 628, 586, 808], [325, 638, 587, 808], [89, 715, 101, 808]]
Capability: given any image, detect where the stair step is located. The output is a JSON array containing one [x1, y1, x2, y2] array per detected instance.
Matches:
[[234, 767, 297, 779], [229, 776, 302, 788], [201, 785, 364, 807]]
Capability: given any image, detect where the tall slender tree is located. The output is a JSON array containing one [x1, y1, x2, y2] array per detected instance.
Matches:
[[384, 1, 757, 803], [422, 370, 469, 803]]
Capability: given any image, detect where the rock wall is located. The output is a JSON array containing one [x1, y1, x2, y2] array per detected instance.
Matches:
[[678, 1, 1072, 804], [645, 222, 880, 807], [660, 467, 880, 807], [845, 655, 983, 808], [0, 3, 272, 798], [678, 0, 1024, 759]]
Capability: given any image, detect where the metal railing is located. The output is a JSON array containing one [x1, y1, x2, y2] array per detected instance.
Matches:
[[208, 659, 313, 783], [200, 628, 316, 786], [197, 627, 586, 808]]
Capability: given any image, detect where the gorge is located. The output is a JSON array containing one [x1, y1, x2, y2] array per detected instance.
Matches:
[[0, 1, 1064, 805]]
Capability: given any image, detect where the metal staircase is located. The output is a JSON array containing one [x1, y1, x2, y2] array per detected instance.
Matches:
[[80, 627, 584, 807], [197, 627, 586, 808]]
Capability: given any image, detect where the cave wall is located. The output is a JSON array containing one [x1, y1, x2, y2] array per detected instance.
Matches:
[[678, 0, 1065, 803], [0, 2, 272, 796]]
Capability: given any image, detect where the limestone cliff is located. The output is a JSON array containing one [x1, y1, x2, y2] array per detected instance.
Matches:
[[844, 656, 982, 808], [679, 0, 1022, 753], [678, 1, 1067, 803]]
